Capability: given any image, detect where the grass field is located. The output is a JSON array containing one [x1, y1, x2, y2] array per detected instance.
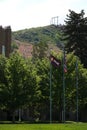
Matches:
[[0, 123, 87, 130]]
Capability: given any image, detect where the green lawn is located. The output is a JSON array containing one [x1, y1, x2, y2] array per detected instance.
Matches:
[[0, 123, 87, 130]]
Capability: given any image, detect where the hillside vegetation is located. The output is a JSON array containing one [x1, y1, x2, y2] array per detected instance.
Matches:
[[12, 25, 62, 46], [12, 25, 63, 57]]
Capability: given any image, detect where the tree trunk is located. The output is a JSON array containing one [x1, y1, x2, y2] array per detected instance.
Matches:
[[12, 111, 15, 123], [18, 108, 21, 122]]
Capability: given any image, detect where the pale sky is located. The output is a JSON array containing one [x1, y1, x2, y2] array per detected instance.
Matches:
[[0, 0, 87, 31]]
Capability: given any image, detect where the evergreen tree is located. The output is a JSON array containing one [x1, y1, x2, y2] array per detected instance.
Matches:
[[64, 10, 87, 67]]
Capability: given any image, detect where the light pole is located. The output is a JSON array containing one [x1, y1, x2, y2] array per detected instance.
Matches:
[[76, 57, 79, 122], [62, 47, 66, 123], [60, 43, 66, 123], [76, 21, 79, 122]]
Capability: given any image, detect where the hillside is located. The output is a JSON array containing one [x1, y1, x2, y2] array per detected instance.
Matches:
[[12, 25, 63, 45], [12, 25, 63, 57], [13, 40, 33, 58]]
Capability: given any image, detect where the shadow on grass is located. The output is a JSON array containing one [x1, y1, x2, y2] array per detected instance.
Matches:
[[0, 120, 85, 124]]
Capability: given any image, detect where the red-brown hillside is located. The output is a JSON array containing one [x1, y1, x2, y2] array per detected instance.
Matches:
[[15, 40, 33, 58]]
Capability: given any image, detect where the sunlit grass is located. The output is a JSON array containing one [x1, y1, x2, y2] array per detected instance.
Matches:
[[0, 123, 87, 130]]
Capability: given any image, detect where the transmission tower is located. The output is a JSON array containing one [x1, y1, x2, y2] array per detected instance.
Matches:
[[50, 16, 59, 26]]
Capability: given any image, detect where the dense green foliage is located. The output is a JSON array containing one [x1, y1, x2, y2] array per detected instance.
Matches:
[[0, 52, 87, 122], [32, 41, 48, 60], [0, 53, 38, 122], [64, 10, 87, 68], [11, 42, 19, 52], [9, 10, 87, 123], [12, 25, 62, 46]]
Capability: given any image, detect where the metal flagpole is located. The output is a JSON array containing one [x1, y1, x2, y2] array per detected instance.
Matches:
[[76, 58, 79, 122], [49, 54, 61, 123], [62, 47, 65, 123], [50, 61, 52, 123]]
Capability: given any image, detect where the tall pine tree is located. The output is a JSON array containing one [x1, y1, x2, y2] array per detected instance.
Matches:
[[64, 10, 87, 68]]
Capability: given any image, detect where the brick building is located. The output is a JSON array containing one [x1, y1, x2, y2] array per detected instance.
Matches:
[[0, 26, 11, 57]]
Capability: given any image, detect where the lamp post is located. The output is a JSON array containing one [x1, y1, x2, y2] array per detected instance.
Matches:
[[76, 57, 79, 122], [62, 47, 66, 123], [59, 42, 66, 123], [75, 21, 79, 122]]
